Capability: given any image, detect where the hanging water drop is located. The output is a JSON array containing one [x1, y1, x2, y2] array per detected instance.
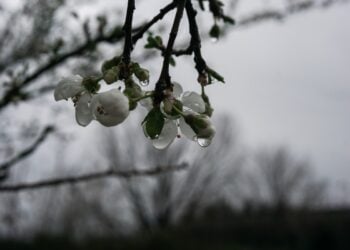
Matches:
[[197, 138, 211, 147], [140, 80, 149, 87], [210, 37, 218, 43]]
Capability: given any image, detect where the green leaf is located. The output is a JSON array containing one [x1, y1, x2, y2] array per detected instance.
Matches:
[[143, 108, 165, 139], [169, 56, 176, 67], [222, 15, 235, 25], [209, 24, 220, 39], [207, 67, 225, 83]]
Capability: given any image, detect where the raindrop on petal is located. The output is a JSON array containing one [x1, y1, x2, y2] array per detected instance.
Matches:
[[197, 138, 211, 147], [152, 120, 178, 150]]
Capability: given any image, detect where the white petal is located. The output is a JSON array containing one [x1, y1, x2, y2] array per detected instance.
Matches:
[[54, 75, 84, 101], [172, 82, 183, 98], [179, 116, 196, 141], [182, 91, 205, 113], [152, 120, 178, 150], [140, 97, 153, 111], [75, 93, 93, 127], [91, 89, 130, 127]]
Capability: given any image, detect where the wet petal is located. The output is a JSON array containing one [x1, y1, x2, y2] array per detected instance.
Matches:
[[54, 75, 84, 101], [75, 93, 93, 127], [172, 82, 183, 98], [179, 116, 196, 141], [140, 97, 153, 111], [91, 89, 129, 127], [182, 91, 205, 113], [152, 120, 178, 150]]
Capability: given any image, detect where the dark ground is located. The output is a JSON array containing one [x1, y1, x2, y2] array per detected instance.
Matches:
[[1, 209, 349, 250]]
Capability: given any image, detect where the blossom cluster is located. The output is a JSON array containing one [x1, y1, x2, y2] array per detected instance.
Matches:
[[54, 58, 215, 149]]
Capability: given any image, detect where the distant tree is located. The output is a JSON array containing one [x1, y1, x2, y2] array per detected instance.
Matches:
[[241, 147, 327, 212]]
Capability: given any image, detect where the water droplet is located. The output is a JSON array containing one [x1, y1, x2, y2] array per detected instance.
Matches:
[[197, 138, 211, 147], [140, 80, 149, 87], [211, 38, 218, 43], [152, 137, 168, 150]]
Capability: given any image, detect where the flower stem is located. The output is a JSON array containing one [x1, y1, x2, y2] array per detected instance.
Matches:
[[132, 93, 154, 103], [172, 104, 185, 117]]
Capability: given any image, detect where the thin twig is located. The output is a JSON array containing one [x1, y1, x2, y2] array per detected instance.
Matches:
[[154, 0, 187, 105], [0, 164, 188, 193], [185, 0, 207, 75], [0, 126, 55, 178]]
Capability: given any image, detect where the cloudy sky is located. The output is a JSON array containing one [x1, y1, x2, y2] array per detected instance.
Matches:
[[203, 3, 350, 184]]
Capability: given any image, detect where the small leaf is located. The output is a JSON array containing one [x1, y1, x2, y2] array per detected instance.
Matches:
[[209, 24, 220, 39], [169, 56, 176, 67], [143, 108, 165, 139], [207, 67, 225, 83], [222, 15, 235, 25]]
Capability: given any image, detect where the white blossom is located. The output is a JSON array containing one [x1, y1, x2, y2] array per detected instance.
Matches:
[[54, 75, 84, 101], [150, 83, 211, 149], [91, 89, 129, 127]]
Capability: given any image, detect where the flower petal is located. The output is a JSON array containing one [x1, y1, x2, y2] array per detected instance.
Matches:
[[172, 82, 183, 98], [152, 120, 178, 150], [182, 91, 205, 113], [75, 93, 93, 127], [91, 89, 129, 127], [140, 96, 153, 111], [54, 75, 84, 101], [179, 116, 196, 141]]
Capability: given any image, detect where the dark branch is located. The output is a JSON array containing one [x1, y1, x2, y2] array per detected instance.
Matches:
[[0, 164, 188, 193], [154, 0, 187, 105], [185, 0, 207, 74], [0, 27, 125, 112], [0, 126, 55, 180], [122, 0, 136, 65]]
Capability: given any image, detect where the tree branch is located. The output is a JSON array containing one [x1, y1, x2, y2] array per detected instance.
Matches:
[[185, 0, 207, 75], [0, 164, 188, 193], [0, 126, 55, 181], [122, 0, 136, 65], [154, 0, 187, 105]]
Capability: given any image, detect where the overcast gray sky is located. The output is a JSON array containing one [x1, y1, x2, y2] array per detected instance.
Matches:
[[199, 4, 350, 183]]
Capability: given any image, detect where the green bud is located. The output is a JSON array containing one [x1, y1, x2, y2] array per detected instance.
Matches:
[[101, 56, 121, 73], [123, 80, 143, 111], [82, 76, 100, 94], [209, 24, 220, 39], [184, 114, 215, 139], [103, 66, 120, 84], [135, 68, 150, 83]]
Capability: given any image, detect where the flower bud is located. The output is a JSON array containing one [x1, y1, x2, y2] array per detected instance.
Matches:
[[135, 68, 150, 83], [91, 89, 129, 127], [184, 114, 215, 140], [103, 66, 120, 84], [82, 76, 101, 94]]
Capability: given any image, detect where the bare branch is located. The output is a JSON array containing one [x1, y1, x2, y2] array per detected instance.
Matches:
[[0, 126, 55, 180], [0, 164, 188, 193]]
